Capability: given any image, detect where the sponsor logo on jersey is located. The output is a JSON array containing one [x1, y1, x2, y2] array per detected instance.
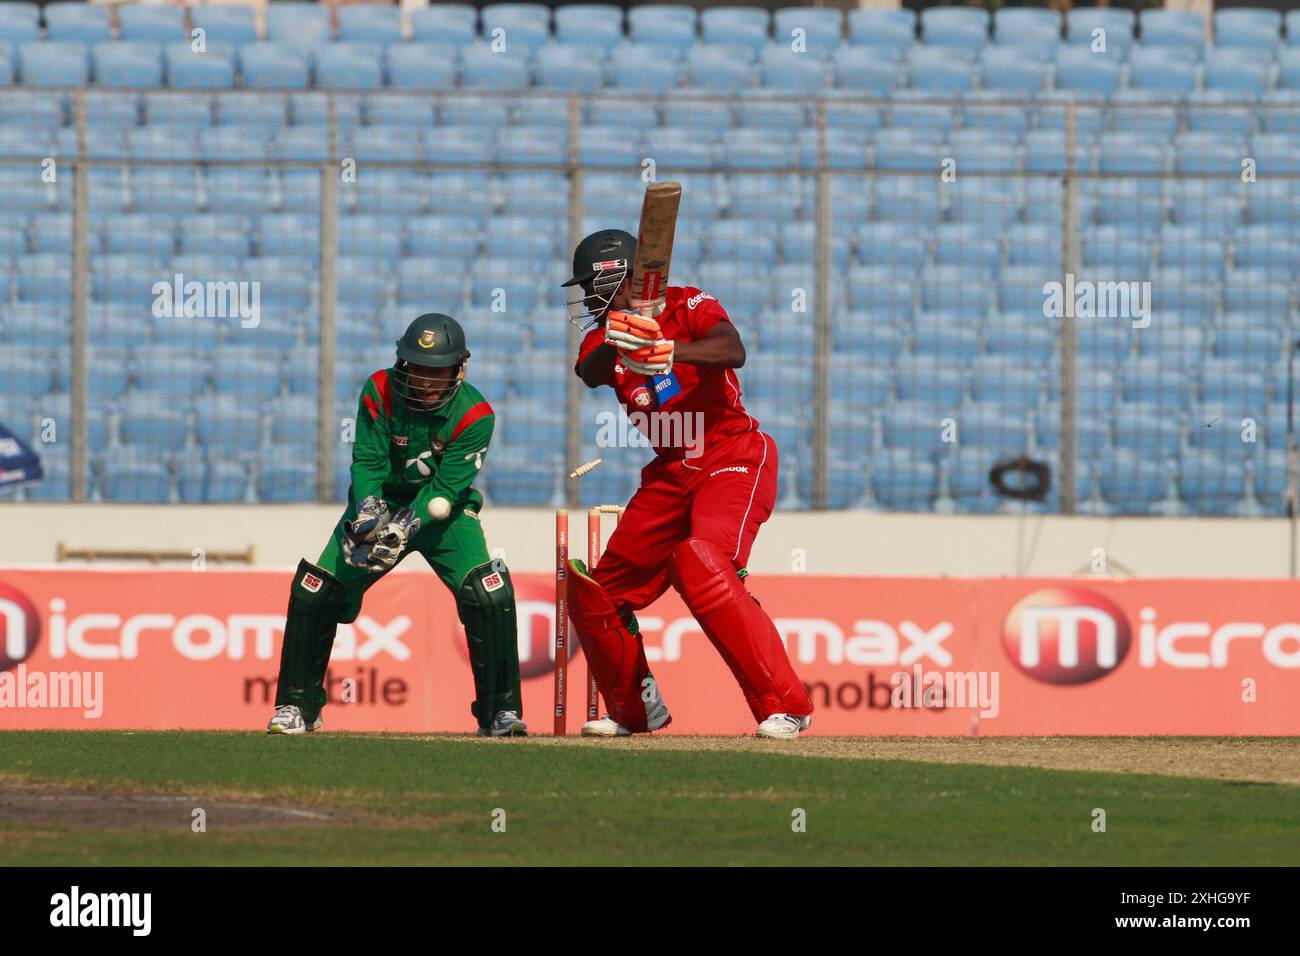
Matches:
[[686, 292, 716, 310], [301, 573, 323, 593], [482, 570, 504, 592], [631, 386, 653, 407], [653, 372, 683, 404], [710, 465, 749, 477]]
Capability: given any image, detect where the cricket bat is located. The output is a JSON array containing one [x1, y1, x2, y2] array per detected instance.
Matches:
[[630, 181, 682, 319]]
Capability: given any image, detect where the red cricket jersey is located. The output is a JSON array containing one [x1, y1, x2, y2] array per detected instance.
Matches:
[[575, 286, 759, 462]]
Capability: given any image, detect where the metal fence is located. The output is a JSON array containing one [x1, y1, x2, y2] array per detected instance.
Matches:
[[0, 88, 1295, 516]]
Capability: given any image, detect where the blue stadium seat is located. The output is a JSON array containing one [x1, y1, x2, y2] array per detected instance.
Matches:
[[1225, 268, 1292, 314], [774, 7, 843, 53], [266, 2, 333, 52], [44, 2, 111, 45], [117, 393, 192, 448], [256, 448, 316, 503], [1127, 46, 1197, 90], [482, 3, 552, 51], [118, 4, 185, 44], [920, 7, 988, 50], [131, 344, 211, 398], [0, 3, 40, 48], [830, 45, 899, 91], [338, 4, 403, 46], [165, 45, 235, 88], [313, 43, 383, 89], [1112, 404, 1181, 458], [700, 6, 770, 51], [908, 48, 973, 92], [881, 398, 951, 451], [1067, 7, 1134, 53], [459, 42, 530, 89], [1214, 9, 1280, 49], [556, 4, 623, 51], [684, 43, 755, 91], [535, 43, 604, 91], [377, 60, 453, 103], [97, 449, 173, 503], [239, 43, 309, 88], [1249, 131, 1300, 174], [995, 8, 1061, 41], [94, 41, 164, 86], [1053, 46, 1121, 94], [759, 45, 826, 92], [16, 252, 72, 303], [910, 312, 978, 361], [1178, 449, 1248, 515], [411, 5, 478, 45], [628, 4, 698, 52], [1232, 222, 1300, 274], [980, 47, 1050, 92], [191, 5, 259, 50], [19, 41, 88, 86], [1138, 9, 1205, 52], [98, 211, 177, 257], [1215, 311, 1280, 365], [1204, 48, 1270, 92], [847, 9, 914, 52]]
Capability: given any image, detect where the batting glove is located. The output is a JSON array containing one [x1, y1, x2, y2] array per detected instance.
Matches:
[[620, 341, 674, 376], [605, 310, 663, 351], [366, 507, 421, 573]]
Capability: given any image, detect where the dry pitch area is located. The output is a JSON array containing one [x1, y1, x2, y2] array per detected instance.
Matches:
[[491, 734, 1300, 786]]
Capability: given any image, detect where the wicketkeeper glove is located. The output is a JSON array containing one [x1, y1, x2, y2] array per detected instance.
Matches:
[[343, 495, 390, 568], [365, 507, 421, 573]]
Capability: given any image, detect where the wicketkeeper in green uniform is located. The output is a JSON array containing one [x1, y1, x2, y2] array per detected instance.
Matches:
[[267, 313, 526, 737]]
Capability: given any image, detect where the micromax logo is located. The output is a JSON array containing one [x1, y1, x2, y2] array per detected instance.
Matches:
[[1002, 588, 1132, 685], [0, 584, 41, 672]]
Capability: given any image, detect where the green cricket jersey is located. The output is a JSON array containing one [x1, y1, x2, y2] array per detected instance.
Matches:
[[351, 368, 494, 515]]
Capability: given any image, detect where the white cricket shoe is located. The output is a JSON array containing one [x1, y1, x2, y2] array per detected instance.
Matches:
[[755, 713, 811, 739], [581, 706, 672, 737], [581, 716, 633, 737], [477, 710, 528, 737], [266, 704, 322, 735]]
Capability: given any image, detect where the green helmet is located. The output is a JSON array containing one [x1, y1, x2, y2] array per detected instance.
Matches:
[[392, 313, 470, 413]]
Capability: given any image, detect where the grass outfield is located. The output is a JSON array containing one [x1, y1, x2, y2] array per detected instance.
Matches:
[[0, 731, 1294, 866]]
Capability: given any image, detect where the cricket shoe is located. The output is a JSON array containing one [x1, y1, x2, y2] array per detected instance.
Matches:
[[755, 714, 812, 740], [477, 710, 528, 737], [581, 709, 672, 737], [266, 704, 322, 735]]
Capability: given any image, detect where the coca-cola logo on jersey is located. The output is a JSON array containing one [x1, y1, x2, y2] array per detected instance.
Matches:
[[1002, 587, 1132, 685]]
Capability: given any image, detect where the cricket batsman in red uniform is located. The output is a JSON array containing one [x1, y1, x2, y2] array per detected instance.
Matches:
[[561, 229, 813, 739]]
